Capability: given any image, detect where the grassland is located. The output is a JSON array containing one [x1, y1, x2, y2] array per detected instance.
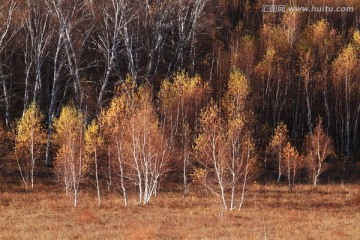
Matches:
[[0, 180, 359, 240]]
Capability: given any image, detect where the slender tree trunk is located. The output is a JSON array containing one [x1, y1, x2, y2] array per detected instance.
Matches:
[[46, 32, 63, 166], [0, 64, 11, 130], [94, 150, 101, 206]]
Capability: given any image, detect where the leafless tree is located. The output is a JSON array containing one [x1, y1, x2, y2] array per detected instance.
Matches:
[[92, 0, 128, 114], [22, 0, 52, 109], [167, 0, 207, 76], [0, 1, 17, 129], [47, 0, 93, 112]]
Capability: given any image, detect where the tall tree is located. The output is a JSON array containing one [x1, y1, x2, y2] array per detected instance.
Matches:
[[268, 122, 289, 183], [100, 84, 130, 206], [195, 70, 257, 211], [304, 118, 334, 187], [0, 0, 17, 129], [14, 102, 46, 189], [158, 72, 209, 195], [53, 105, 84, 207], [332, 43, 359, 158], [125, 86, 169, 204], [23, 0, 52, 109], [92, 0, 127, 114], [222, 70, 256, 210], [84, 119, 104, 206], [101, 79, 169, 205], [47, 0, 93, 112], [282, 142, 302, 192]]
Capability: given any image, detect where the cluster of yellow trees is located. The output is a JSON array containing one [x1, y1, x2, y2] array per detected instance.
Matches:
[[268, 119, 334, 192], [8, 70, 335, 210]]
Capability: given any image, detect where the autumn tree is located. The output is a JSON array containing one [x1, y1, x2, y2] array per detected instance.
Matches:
[[230, 35, 256, 77], [332, 43, 360, 158], [14, 102, 46, 189], [53, 105, 84, 207], [304, 118, 334, 187], [84, 119, 104, 206], [195, 70, 257, 211], [99, 82, 131, 206], [282, 142, 302, 191], [195, 100, 228, 209], [101, 79, 169, 205], [255, 24, 291, 128], [268, 122, 289, 183], [223, 70, 257, 209], [158, 72, 209, 195], [297, 20, 340, 134], [125, 86, 169, 204]]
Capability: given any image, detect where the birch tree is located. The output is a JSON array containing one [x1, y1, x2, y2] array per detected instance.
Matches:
[[268, 122, 289, 183], [84, 119, 104, 206], [222, 70, 256, 210], [167, 0, 208, 76], [297, 20, 339, 134], [305, 118, 334, 187], [101, 79, 169, 205], [332, 43, 359, 158], [282, 142, 302, 192], [14, 102, 46, 189], [195, 101, 228, 209], [125, 86, 169, 204], [195, 70, 257, 211], [100, 89, 130, 206], [23, 0, 52, 108], [0, 1, 17, 129], [92, 0, 127, 114], [47, 0, 92, 112], [53, 105, 84, 207], [158, 72, 209, 195], [43, 0, 68, 166]]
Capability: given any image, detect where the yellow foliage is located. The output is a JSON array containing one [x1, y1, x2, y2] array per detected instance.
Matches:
[[353, 30, 360, 45], [14, 102, 46, 188], [53, 105, 83, 145], [260, 24, 288, 53], [15, 102, 46, 161], [85, 120, 103, 152], [195, 100, 226, 159], [191, 167, 207, 183], [304, 118, 334, 186], [296, 19, 339, 63], [255, 47, 277, 78], [84, 120, 104, 172], [223, 69, 249, 122], [268, 122, 289, 156], [159, 72, 209, 112], [53, 105, 84, 181], [283, 142, 302, 169], [15, 103, 46, 149], [332, 44, 358, 86]]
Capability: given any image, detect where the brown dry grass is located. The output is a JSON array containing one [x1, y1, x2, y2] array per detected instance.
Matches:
[[0, 183, 359, 239]]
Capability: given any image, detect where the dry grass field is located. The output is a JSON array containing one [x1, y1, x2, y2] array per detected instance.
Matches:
[[0, 181, 359, 240]]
